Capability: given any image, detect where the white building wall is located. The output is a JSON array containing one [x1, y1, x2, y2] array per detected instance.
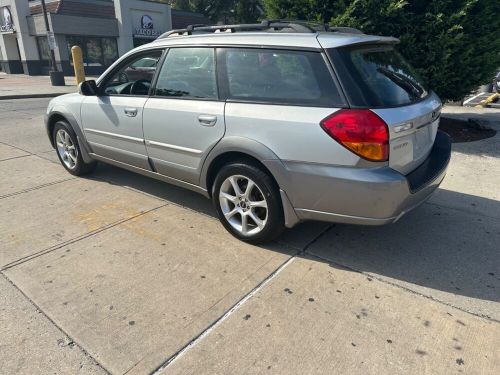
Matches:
[[0, 0, 41, 73], [114, 0, 171, 56]]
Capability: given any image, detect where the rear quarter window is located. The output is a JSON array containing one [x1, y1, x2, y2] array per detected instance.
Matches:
[[222, 48, 344, 107], [328, 45, 428, 108]]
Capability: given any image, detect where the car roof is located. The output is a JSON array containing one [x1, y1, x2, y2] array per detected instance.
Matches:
[[139, 32, 398, 51]]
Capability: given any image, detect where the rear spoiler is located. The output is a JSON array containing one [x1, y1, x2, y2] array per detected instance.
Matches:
[[317, 33, 399, 49]]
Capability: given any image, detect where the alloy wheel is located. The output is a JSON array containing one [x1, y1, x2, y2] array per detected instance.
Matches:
[[55, 129, 78, 170], [219, 175, 268, 236]]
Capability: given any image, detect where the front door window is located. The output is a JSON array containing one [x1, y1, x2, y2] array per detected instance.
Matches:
[[102, 51, 163, 96]]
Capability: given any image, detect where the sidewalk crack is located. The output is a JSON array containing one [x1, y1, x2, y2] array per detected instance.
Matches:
[[147, 224, 335, 375], [0, 272, 112, 375]]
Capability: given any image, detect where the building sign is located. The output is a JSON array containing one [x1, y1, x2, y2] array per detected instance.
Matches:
[[0, 6, 15, 33], [134, 14, 161, 38]]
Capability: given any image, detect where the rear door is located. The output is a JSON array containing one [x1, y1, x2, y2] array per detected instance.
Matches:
[[220, 47, 349, 165], [326, 44, 442, 175], [143, 47, 224, 184]]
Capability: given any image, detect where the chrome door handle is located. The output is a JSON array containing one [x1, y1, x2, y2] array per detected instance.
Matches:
[[198, 114, 217, 127], [124, 108, 138, 117]]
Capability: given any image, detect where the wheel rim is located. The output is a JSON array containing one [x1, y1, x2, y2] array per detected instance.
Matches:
[[219, 175, 268, 236], [55, 129, 78, 170]]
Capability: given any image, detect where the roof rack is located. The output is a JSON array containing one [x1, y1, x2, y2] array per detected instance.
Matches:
[[158, 19, 363, 39]]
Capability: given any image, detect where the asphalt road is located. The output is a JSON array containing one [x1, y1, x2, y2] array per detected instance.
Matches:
[[1, 98, 499, 375]]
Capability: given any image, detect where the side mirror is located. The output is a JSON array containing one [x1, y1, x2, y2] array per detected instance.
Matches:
[[78, 80, 98, 96]]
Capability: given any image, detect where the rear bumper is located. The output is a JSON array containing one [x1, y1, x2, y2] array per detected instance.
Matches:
[[281, 131, 451, 226]]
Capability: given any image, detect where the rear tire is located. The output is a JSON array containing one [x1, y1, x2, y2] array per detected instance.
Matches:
[[53, 121, 97, 176], [212, 161, 285, 244]]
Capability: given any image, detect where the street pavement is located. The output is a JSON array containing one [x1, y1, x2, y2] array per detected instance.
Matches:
[[0, 98, 499, 374], [0, 73, 82, 100]]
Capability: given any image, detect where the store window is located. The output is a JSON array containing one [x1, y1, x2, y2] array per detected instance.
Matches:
[[85, 38, 103, 67], [102, 38, 118, 66], [36, 36, 51, 68], [66, 36, 118, 68]]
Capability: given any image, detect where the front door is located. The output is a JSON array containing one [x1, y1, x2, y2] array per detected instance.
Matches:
[[81, 50, 163, 170], [143, 47, 225, 184]]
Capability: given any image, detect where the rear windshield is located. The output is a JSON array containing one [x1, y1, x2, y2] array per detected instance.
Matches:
[[329, 45, 428, 107]]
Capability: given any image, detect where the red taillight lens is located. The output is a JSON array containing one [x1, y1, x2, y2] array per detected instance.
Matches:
[[320, 109, 389, 162]]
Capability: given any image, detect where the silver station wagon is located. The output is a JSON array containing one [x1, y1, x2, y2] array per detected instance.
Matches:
[[45, 20, 451, 243]]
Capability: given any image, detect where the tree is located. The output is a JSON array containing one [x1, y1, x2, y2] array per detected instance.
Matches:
[[333, 0, 500, 101], [235, 0, 262, 23], [170, 0, 194, 11], [171, 0, 262, 23], [263, 0, 345, 23], [264, 0, 500, 101]]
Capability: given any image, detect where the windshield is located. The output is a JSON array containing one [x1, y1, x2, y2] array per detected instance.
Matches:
[[329, 45, 428, 107]]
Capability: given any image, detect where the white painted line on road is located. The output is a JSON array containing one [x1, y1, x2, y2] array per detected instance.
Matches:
[[463, 92, 486, 105]]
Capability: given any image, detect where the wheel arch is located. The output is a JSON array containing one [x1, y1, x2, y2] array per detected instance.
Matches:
[[46, 110, 94, 163], [46, 112, 67, 148], [202, 137, 282, 194], [205, 151, 278, 197], [201, 137, 300, 228]]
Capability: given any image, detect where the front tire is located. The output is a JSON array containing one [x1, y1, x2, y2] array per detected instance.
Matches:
[[53, 121, 96, 176], [212, 162, 285, 243]]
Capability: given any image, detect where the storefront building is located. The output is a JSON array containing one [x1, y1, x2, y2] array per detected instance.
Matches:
[[0, 0, 207, 75]]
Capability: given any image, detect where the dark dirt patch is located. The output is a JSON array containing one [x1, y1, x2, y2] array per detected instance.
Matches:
[[439, 117, 496, 143]]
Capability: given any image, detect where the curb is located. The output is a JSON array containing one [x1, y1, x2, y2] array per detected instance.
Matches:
[[0, 92, 74, 100]]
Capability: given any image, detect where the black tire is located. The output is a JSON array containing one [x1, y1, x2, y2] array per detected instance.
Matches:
[[212, 161, 285, 244], [53, 121, 97, 176]]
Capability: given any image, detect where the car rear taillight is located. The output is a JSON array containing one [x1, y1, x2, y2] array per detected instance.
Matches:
[[320, 109, 389, 162]]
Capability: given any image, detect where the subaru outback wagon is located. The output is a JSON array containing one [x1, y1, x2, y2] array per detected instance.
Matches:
[[45, 20, 451, 243]]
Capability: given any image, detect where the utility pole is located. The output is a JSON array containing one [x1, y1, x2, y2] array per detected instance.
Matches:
[[40, 0, 65, 86]]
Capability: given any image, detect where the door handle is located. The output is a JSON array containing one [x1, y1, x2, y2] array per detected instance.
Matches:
[[124, 108, 138, 117], [198, 114, 217, 127]]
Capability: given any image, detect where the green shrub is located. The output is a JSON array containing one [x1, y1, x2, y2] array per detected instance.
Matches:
[[264, 0, 500, 101]]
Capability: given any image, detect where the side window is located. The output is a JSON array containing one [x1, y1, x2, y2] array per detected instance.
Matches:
[[102, 51, 162, 96], [154, 48, 217, 99], [224, 48, 342, 106]]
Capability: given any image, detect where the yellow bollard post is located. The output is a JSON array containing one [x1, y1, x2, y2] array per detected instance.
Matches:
[[71, 45, 85, 85]]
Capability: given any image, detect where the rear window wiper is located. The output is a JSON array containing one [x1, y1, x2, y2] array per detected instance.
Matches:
[[377, 67, 426, 99]]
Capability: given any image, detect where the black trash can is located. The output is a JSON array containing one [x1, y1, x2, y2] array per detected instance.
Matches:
[[49, 71, 66, 86]]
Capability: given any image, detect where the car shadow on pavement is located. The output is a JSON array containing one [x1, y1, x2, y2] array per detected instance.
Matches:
[[86, 162, 322, 256], [306, 189, 500, 306], [88, 163, 499, 305], [450, 135, 500, 159], [442, 113, 500, 158], [90, 162, 215, 216]]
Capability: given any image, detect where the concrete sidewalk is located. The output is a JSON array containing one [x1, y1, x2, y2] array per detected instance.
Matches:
[[442, 105, 500, 128], [0, 100, 499, 374], [0, 96, 500, 375], [0, 73, 81, 99]]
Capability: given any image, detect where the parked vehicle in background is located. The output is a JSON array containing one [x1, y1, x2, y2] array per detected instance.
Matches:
[[45, 20, 451, 243], [494, 71, 500, 93]]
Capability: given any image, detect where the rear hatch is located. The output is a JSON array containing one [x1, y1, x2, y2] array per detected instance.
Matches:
[[326, 42, 441, 175]]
